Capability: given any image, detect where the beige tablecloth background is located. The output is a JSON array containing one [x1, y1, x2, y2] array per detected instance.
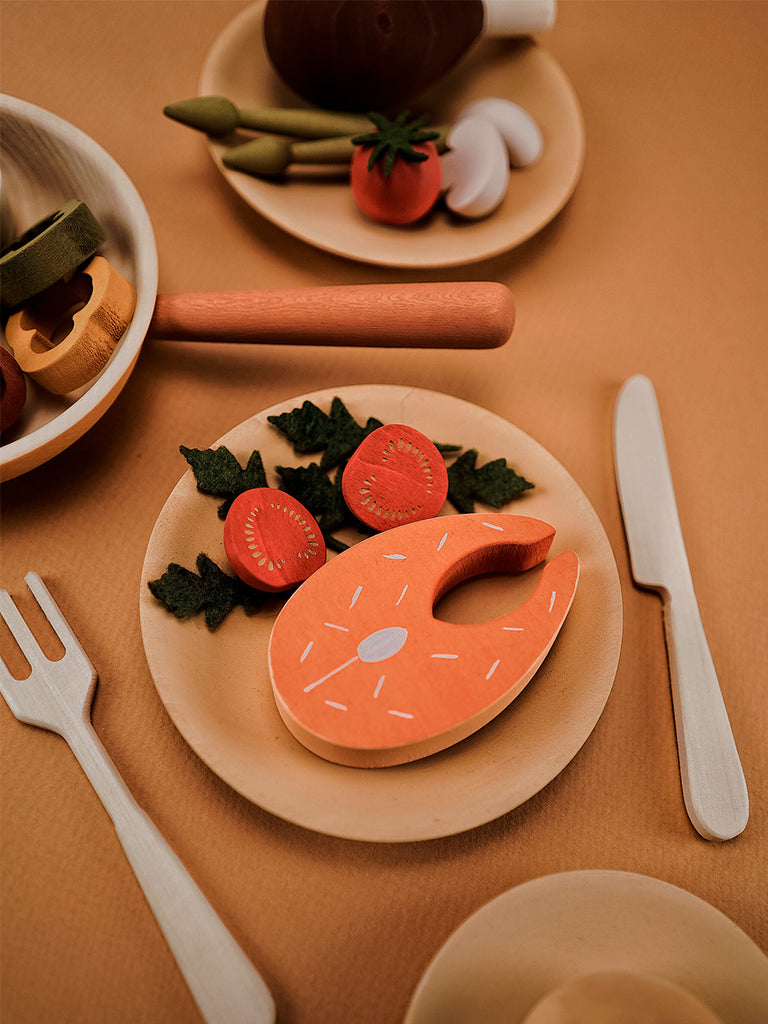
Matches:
[[2, 3, 767, 1022]]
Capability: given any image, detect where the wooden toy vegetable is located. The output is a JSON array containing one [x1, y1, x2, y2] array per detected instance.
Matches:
[[262, 0, 557, 112], [222, 126, 450, 178], [341, 424, 448, 531], [163, 97, 369, 138], [223, 487, 326, 592], [5, 255, 136, 394], [442, 115, 510, 219], [0, 199, 104, 309], [268, 513, 579, 767], [223, 135, 356, 176], [459, 96, 543, 166], [350, 112, 442, 225]]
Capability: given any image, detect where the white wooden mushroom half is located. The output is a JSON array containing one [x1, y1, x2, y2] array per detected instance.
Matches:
[[441, 116, 510, 220], [460, 97, 544, 167]]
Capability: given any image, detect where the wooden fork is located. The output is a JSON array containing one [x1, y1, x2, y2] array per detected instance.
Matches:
[[0, 572, 275, 1024]]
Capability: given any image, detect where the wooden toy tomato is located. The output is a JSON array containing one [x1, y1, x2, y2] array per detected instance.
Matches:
[[342, 423, 448, 531], [268, 513, 579, 766], [350, 112, 442, 225], [223, 487, 326, 593]]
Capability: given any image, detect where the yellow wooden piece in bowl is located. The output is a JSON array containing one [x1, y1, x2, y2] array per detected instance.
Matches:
[[5, 255, 136, 395]]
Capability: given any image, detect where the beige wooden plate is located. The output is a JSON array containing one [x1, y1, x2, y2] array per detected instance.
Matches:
[[139, 386, 621, 842], [198, 3, 585, 268], [403, 870, 768, 1023]]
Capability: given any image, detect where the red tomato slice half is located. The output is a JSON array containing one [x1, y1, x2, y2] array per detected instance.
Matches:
[[342, 424, 448, 532], [223, 487, 326, 592]]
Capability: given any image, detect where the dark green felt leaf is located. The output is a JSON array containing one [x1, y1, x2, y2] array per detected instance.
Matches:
[[447, 449, 534, 514], [267, 402, 331, 454], [180, 445, 267, 518], [268, 397, 382, 469], [275, 462, 353, 537], [147, 553, 266, 630], [322, 397, 383, 468]]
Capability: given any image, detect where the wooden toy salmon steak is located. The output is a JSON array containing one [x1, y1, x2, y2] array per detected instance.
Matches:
[[268, 513, 579, 767]]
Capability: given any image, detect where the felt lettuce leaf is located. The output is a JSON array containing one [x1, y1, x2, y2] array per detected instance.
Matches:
[[447, 448, 534, 514], [275, 462, 363, 551], [180, 445, 268, 518], [268, 397, 383, 469], [147, 553, 267, 630]]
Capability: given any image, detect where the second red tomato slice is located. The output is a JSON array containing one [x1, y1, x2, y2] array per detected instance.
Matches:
[[342, 424, 448, 532]]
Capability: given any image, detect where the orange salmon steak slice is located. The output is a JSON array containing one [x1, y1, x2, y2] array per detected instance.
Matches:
[[268, 513, 579, 766]]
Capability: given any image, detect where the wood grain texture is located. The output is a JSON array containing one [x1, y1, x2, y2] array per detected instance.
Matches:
[[6, 256, 136, 395], [0, 198, 104, 309], [149, 281, 515, 349], [269, 513, 579, 766]]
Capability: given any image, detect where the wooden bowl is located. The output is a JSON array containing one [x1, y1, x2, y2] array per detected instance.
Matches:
[[0, 94, 158, 480]]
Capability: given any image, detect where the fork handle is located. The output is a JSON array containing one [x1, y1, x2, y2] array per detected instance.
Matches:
[[66, 719, 275, 1023]]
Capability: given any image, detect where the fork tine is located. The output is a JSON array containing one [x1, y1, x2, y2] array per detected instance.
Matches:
[[0, 587, 52, 678], [24, 572, 94, 670], [0, 574, 95, 682]]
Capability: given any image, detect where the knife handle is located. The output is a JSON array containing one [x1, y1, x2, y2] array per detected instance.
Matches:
[[663, 585, 749, 841], [148, 282, 515, 349]]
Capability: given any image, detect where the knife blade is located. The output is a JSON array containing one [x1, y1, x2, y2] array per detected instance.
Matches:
[[613, 374, 748, 841]]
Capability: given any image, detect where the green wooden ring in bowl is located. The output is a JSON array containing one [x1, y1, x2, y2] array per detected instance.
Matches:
[[0, 198, 105, 310], [0, 94, 158, 480]]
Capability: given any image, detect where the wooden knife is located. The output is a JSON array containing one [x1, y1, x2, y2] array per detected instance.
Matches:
[[613, 374, 748, 841]]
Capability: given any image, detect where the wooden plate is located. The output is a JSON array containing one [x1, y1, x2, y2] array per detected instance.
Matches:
[[198, 3, 585, 268], [139, 386, 621, 842], [0, 95, 158, 481], [404, 870, 768, 1022]]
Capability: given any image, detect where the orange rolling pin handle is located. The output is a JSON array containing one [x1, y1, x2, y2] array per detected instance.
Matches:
[[148, 282, 515, 350]]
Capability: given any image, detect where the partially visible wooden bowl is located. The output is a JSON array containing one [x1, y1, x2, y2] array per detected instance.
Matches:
[[0, 95, 158, 480]]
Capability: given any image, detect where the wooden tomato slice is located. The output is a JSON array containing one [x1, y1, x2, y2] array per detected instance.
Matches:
[[268, 513, 580, 767], [223, 487, 326, 593], [342, 423, 448, 532]]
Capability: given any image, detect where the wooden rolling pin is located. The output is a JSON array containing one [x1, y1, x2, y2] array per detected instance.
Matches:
[[148, 282, 515, 349]]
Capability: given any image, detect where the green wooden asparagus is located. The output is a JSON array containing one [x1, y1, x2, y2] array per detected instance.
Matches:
[[222, 127, 449, 177], [163, 96, 371, 138]]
